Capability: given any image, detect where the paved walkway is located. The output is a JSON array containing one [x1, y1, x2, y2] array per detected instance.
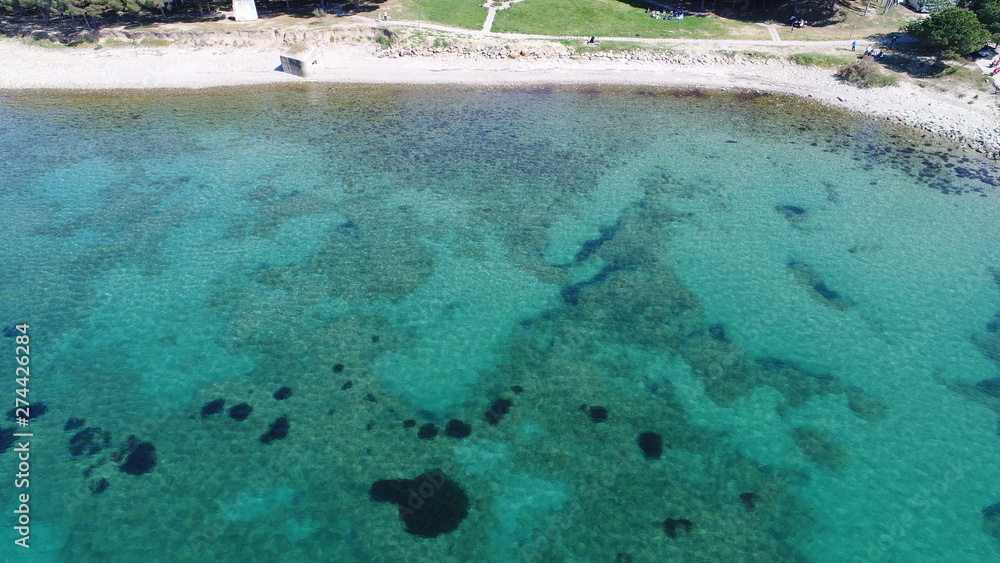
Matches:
[[760, 23, 781, 44]]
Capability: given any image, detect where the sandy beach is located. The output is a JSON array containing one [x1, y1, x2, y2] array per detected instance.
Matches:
[[1, 19, 998, 157]]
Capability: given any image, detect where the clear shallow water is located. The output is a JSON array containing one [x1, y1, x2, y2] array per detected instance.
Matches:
[[1, 85, 999, 562]]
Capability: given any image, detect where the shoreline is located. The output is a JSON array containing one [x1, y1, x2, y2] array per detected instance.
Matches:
[[2, 31, 999, 158]]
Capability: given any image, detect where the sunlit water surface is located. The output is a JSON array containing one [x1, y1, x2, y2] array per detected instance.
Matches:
[[1, 85, 999, 562]]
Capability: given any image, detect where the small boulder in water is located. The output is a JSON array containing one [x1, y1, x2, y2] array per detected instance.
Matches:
[[69, 427, 111, 459], [638, 432, 664, 460], [445, 419, 471, 439], [485, 398, 513, 425], [663, 518, 693, 538], [260, 416, 290, 444], [418, 423, 438, 439], [201, 399, 225, 418], [64, 417, 86, 431], [120, 442, 156, 475], [229, 403, 252, 421]]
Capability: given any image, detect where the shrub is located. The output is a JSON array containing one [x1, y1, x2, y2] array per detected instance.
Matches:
[[835, 59, 900, 88]]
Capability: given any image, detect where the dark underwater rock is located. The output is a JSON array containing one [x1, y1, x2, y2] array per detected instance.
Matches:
[[790, 426, 851, 470], [369, 469, 470, 538], [778, 205, 807, 216], [708, 324, 729, 343], [740, 492, 758, 512], [445, 419, 471, 439], [787, 261, 854, 311], [973, 332, 1000, 362], [333, 364, 345, 373], [845, 386, 890, 422], [418, 423, 438, 439], [229, 403, 252, 421], [64, 417, 86, 431], [7, 402, 47, 422], [90, 478, 110, 495], [588, 406, 609, 423], [0, 427, 15, 454], [485, 398, 513, 425], [510, 385, 524, 394], [120, 442, 156, 475], [560, 263, 631, 306], [574, 224, 618, 263], [984, 502, 1000, 520], [976, 378, 1000, 398], [663, 518, 692, 538], [638, 432, 663, 460], [201, 399, 225, 418], [260, 416, 290, 444], [341, 380, 353, 391], [984, 502, 1000, 543], [273, 387, 292, 400], [402, 419, 417, 428], [69, 427, 111, 458], [812, 281, 840, 301]]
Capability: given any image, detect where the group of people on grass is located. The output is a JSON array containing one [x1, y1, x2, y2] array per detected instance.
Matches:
[[788, 16, 808, 28], [644, 8, 685, 20], [862, 45, 886, 61]]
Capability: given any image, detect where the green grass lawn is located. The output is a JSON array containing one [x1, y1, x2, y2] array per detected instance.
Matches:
[[392, 0, 489, 31], [497, 0, 768, 38], [789, 51, 856, 67]]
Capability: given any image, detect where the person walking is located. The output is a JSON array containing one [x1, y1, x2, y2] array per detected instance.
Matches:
[[852, 41, 857, 52]]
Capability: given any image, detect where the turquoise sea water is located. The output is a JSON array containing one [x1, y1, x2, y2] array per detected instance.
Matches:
[[1, 85, 999, 562]]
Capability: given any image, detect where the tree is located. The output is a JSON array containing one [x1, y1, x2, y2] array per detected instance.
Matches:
[[958, 0, 1000, 33], [977, 1, 1000, 34], [904, 7, 990, 55]]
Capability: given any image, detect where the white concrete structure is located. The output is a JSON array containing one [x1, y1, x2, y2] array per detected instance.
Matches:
[[233, 0, 258, 21]]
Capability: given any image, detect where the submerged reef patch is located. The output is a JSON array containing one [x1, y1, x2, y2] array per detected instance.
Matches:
[[790, 426, 851, 470], [260, 416, 290, 444], [69, 427, 112, 459], [229, 403, 253, 421], [983, 502, 1000, 544], [7, 402, 47, 422], [369, 469, 469, 538], [201, 398, 225, 418], [64, 417, 86, 431], [787, 261, 854, 311], [662, 518, 693, 538], [638, 432, 664, 460], [120, 441, 157, 476]]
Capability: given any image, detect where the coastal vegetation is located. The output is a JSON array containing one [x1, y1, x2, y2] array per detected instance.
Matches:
[[835, 57, 900, 86], [903, 6, 992, 56]]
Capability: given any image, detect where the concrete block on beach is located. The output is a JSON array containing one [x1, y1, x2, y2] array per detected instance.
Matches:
[[280, 47, 318, 78], [233, 0, 258, 21]]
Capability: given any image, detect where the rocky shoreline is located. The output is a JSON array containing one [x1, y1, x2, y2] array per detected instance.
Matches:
[[2, 19, 998, 159]]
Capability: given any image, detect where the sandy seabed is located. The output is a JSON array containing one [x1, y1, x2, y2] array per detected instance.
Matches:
[[1, 37, 998, 156]]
